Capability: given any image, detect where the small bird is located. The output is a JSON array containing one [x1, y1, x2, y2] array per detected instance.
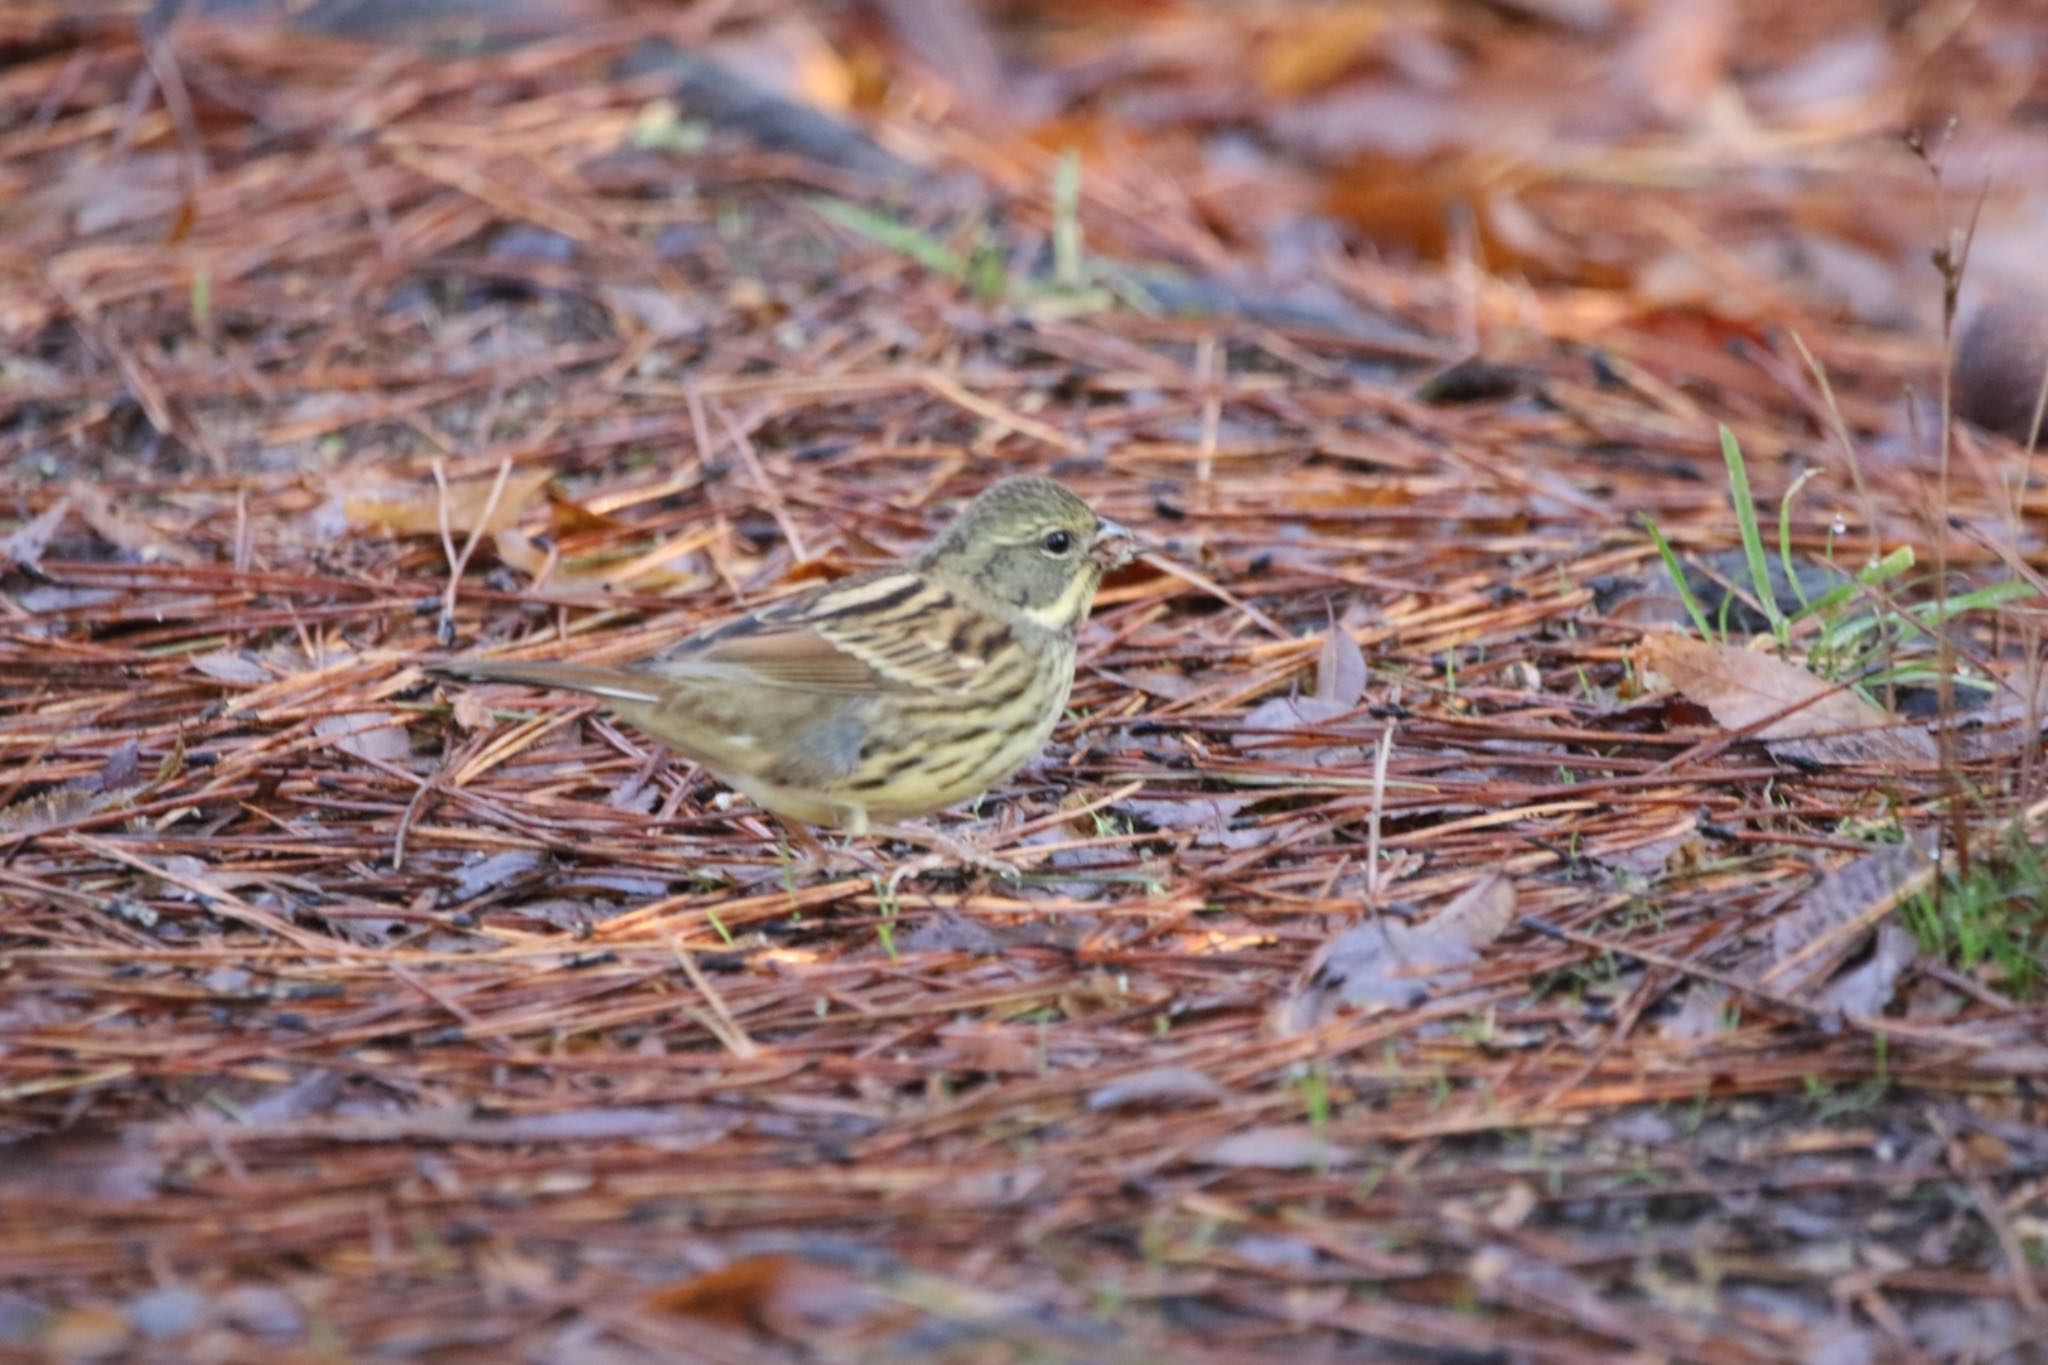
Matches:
[[432, 476, 1138, 837]]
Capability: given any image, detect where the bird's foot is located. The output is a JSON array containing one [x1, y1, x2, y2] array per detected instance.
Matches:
[[872, 823, 1021, 896]]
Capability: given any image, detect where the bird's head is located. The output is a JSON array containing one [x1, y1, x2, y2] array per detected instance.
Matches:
[[919, 476, 1138, 633]]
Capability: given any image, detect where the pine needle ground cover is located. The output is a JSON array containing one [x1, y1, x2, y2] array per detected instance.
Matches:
[[2, 3, 2044, 1359]]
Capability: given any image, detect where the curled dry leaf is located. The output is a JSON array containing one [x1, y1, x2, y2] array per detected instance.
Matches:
[[1278, 872, 1516, 1030], [1635, 632, 1936, 766], [1760, 828, 1939, 994], [1236, 626, 1368, 753]]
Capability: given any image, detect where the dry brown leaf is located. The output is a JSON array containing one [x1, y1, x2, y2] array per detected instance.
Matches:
[[1236, 625, 1368, 754], [338, 467, 552, 537], [1760, 829, 1939, 993], [1657, 983, 1735, 1041], [1278, 873, 1515, 1030], [647, 1254, 894, 1340], [706, 15, 855, 112], [1635, 632, 1937, 766], [544, 486, 632, 538], [495, 525, 714, 595], [1258, 7, 1383, 97]]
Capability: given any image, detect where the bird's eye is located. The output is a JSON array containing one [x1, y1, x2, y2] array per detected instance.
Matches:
[[1040, 529, 1074, 555]]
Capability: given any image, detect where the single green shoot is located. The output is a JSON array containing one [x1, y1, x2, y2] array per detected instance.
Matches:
[[1777, 467, 1821, 613], [1642, 513, 1715, 639], [814, 197, 976, 280], [1720, 426, 1788, 646]]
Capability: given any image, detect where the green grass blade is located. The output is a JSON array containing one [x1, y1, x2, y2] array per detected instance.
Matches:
[[1777, 468, 1820, 613], [1721, 426, 1786, 643], [813, 198, 969, 280], [1641, 514, 1715, 640]]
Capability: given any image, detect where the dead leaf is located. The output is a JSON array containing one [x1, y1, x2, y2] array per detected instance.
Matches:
[[1657, 983, 1735, 1041], [1194, 1125, 1354, 1170], [1586, 813, 1700, 881], [1279, 873, 1515, 1029], [337, 467, 552, 537], [315, 712, 412, 764], [0, 498, 69, 575], [900, 910, 1008, 956], [495, 525, 713, 595], [0, 1131, 165, 1200], [648, 1255, 894, 1339], [41, 1307, 133, 1359], [706, 15, 855, 112], [96, 740, 141, 793], [1120, 795, 1254, 846], [1760, 830, 1939, 993], [1314, 625, 1368, 708], [190, 650, 270, 685], [1817, 923, 1918, 1016], [1635, 633, 1937, 766], [544, 485, 632, 538], [449, 849, 544, 901], [450, 689, 496, 731], [0, 786, 124, 836], [1258, 7, 1383, 97], [1087, 1067, 1226, 1111], [70, 484, 196, 564], [1111, 666, 1201, 700], [1235, 628, 1369, 755]]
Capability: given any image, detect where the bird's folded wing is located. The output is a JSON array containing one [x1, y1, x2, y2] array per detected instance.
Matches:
[[640, 571, 994, 696]]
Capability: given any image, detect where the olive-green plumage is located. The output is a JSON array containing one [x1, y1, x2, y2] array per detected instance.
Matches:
[[432, 476, 1137, 833]]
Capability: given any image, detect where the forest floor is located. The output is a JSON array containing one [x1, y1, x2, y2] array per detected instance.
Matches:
[[2, 1, 2046, 1359]]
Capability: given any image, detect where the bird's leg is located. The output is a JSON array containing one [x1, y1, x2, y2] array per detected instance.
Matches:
[[772, 816, 882, 880], [872, 821, 1022, 895]]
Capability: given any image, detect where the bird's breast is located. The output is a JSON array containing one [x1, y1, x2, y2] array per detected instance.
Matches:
[[833, 634, 1075, 819]]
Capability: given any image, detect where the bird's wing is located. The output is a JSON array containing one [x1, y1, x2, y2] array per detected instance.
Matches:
[[640, 570, 1007, 697]]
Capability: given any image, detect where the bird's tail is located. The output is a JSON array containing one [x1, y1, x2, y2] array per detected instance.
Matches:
[[426, 658, 663, 706]]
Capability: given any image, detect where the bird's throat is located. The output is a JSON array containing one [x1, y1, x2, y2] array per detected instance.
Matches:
[[1015, 566, 1102, 634]]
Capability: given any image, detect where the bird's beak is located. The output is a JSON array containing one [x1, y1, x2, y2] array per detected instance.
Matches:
[[1089, 517, 1142, 570]]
